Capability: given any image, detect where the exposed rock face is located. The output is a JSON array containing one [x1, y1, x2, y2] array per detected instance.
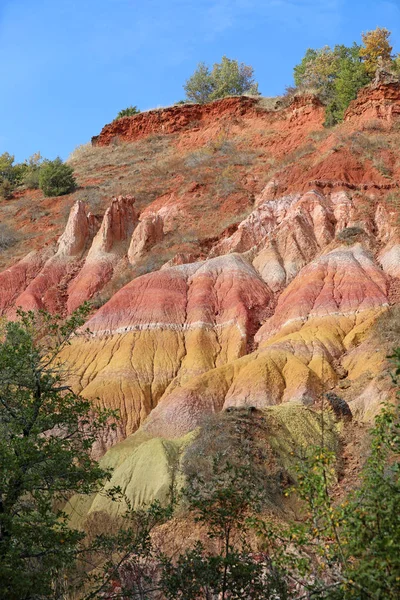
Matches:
[[61, 254, 272, 446], [67, 196, 137, 312], [345, 80, 400, 126], [11, 201, 98, 313], [2, 83, 400, 462], [0, 249, 53, 314], [128, 214, 163, 264], [93, 97, 260, 146], [141, 245, 389, 438], [93, 94, 325, 147]]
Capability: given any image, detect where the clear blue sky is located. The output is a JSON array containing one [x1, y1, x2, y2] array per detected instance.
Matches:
[[1, 0, 399, 162]]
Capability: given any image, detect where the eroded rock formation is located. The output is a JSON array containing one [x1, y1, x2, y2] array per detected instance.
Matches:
[[2, 82, 400, 466]]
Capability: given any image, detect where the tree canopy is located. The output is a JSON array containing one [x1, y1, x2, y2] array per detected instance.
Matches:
[[184, 56, 259, 104], [0, 306, 115, 598], [293, 27, 398, 125]]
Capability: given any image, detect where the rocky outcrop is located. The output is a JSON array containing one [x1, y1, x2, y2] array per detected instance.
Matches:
[[61, 254, 272, 445], [67, 196, 137, 312], [0, 249, 53, 314], [142, 245, 389, 438], [2, 82, 400, 466], [92, 94, 325, 147], [128, 214, 164, 263], [345, 80, 400, 126], [12, 202, 99, 313], [93, 97, 260, 146]]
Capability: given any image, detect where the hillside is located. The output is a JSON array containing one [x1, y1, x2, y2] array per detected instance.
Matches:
[[1, 79, 400, 512]]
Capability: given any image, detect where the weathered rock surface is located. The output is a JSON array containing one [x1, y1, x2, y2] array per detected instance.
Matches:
[[61, 253, 272, 444], [11, 201, 98, 313], [67, 196, 137, 312], [128, 214, 163, 264], [2, 82, 400, 467]]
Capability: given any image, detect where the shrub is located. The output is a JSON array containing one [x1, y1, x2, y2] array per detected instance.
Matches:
[[21, 151, 43, 189], [336, 225, 365, 241], [0, 177, 13, 200], [39, 157, 76, 197], [114, 105, 140, 120], [0, 223, 19, 250]]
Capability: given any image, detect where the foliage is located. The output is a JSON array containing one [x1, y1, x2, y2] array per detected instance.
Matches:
[[0, 223, 19, 251], [183, 62, 214, 104], [293, 43, 371, 125], [114, 105, 141, 120], [0, 177, 13, 200], [39, 156, 76, 196], [0, 152, 15, 182], [161, 411, 288, 599], [210, 56, 259, 100], [80, 499, 173, 600], [360, 27, 393, 76], [0, 151, 46, 196], [22, 151, 44, 189], [256, 394, 400, 598], [184, 56, 259, 104], [336, 225, 365, 242], [294, 29, 397, 125], [325, 45, 371, 125], [0, 304, 119, 599]]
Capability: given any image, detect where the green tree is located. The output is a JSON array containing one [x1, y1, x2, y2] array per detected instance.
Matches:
[[0, 152, 15, 182], [325, 44, 370, 125], [183, 62, 215, 104], [360, 27, 393, 76], [161, 411, 288, 599], [293, 46, 338, 102], [0, 178, 13, 200], [184, 57, 259, 104], [257, 390, 400, 598], [293, 42, 372, 125], [210, 55, 259, 101], [114, 105, 141, 120], [22, 151, 44, 189], [39, 157, 76, 197], [0, 305, 116, 599]]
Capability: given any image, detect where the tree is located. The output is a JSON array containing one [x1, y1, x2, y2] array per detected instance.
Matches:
[[0, 177, 13, 200], [293, 46, 338, 102], [39, 157, 76, 197], [325, 44, 370, 125], [183, 62, 214, 104], [0, 152, 15, 182], [0, 305, 117, 599], [293, 42, 372, 125], [22, 151, 44, 189], [161, 411, 288, 599], [114, 105, 141, 120], [210, 56, 259, 101], [256, 374, 400, 598], [360, 27, 393, 76], [184, 56, 259, 104]]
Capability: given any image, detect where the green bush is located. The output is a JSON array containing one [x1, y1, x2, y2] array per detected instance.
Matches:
[[114, 105, 140, 120], [0, 177, 13, 200], [39, 157, 76, 197], [22, 152, 43, 189]]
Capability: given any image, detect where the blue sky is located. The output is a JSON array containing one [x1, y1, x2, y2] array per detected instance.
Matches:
[[1, 0, 399, 162]]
